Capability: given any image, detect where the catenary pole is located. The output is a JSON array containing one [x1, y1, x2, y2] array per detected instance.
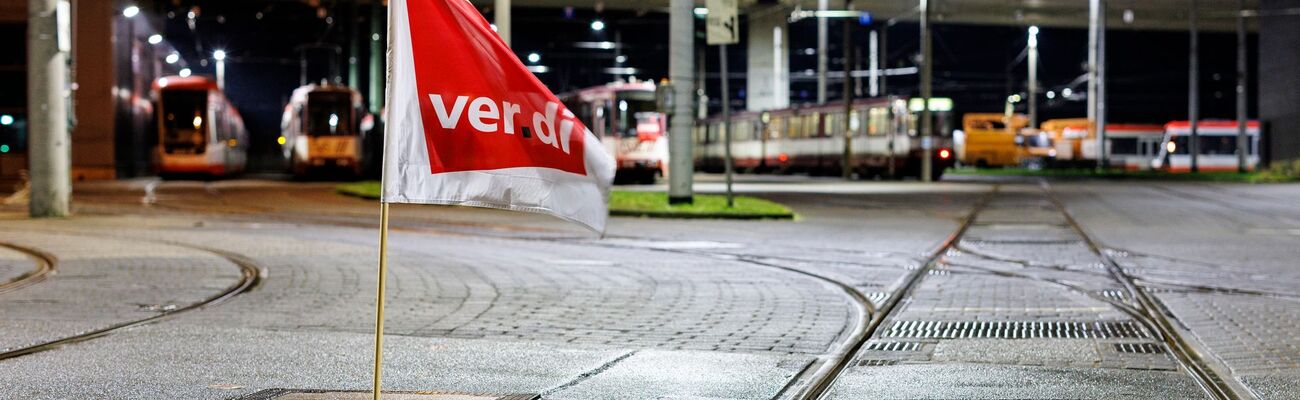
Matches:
[[721, 44, 733, 207], [817, 0, 828, 104], [668, 0, 695, 203], [841, 2, 854, 180], [27, 0, 70, 218], [920, 0, 933, 182], [1236, 0, 1248, 172], [369, 0, 386, 113], [1189, 0, 1200, 173], [495, 0, 511, 46]]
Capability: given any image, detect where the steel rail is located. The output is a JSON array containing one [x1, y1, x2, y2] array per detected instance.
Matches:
[[1041, 182, 1246, 400], [0, 242, 57, 295], [0, 237, 263, 361]]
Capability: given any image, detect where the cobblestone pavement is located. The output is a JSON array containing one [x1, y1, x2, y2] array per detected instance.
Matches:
[[1, 177, 1296, 399], [1056, 182, 1300, 399], [0, 177, 979, 399]]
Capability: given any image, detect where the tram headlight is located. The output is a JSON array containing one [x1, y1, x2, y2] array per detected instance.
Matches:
[[1166, 141, 1177, 153], [277, 136, 287, 146], [192, 115, 203, 129]]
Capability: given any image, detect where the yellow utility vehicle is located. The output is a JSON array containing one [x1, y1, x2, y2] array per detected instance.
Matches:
[[959, 113, 1028, 167]]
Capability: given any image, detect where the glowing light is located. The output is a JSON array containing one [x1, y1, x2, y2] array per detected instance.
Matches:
[[778, 153, 789, 163], [328, 113, 339, 128], [192, 115, 203, 129], [616, 55, 626, 63], [939, 149, 952, 159], [0, 144, 8, 153], [1028, 26, 1038, 47], [1166, 141, 1177, 153], [693, 8, 708, 16], [618, 100, 628, 111], [0, 115, 12, 126], [157, 78, 169, 87], [1062, 88, 1073, 97], [148, 34, 163, 45], [179, 68, 192, 77], [165, 53, 180, 64], [590, 20, 605, 31], [527, 52, 541, 63], [277, 136, 287, 145], [122, 5, 140, 18], [1046, 90, 1056, 99], [213, 50, 226, 61]]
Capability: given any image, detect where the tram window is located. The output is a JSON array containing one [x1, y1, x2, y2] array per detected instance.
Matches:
[[1199, 136, 1237, 155], [161, 90, 208, 154], [868, 107, 889, 136], [614, 91, 657, 137], [1110, 138, 1139, 155], [306, 92, 355, 136], [768, 117, 784, 139]]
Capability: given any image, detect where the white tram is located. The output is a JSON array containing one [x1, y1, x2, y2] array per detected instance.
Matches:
[[280, 83, 368, 177], [153, 75, 248, 176], [559, 81, 670, 184], [1152, 120, 1260, 172], [694, 97, 957, 180]]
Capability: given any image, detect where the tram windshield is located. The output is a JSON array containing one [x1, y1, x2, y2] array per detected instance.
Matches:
[[161, 90, 208, 154], [613, 90, 657, 138], [306, 92, 354, 136]]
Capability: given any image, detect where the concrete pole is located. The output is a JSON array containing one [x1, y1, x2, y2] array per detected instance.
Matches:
[[1236, 0, 1248, 172], [668, 0, 694, 204], [495, 0, 511, 46], [1097, 4, 1107, 169], [842, 4, 854, 180], [816, 0, 828, 104], [368, 0, 385, 113], [349, 0, 360, 89], [1027, 26, 1038, 129], [920, 0, 933, 182], [880, 26, 887, 96], [869, 29, 878, 97], [721, 44, 733, 207], [1189, 0, 1200, 173], [216, 59, 225, 90], [27, 0, 70, 217]]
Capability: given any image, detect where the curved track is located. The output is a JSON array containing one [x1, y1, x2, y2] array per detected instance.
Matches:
[[0, 236, 263, 361], [0, 242, 57, 295]]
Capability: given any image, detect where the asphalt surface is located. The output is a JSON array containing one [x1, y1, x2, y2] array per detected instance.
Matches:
[[0, 175, 1296, 399]]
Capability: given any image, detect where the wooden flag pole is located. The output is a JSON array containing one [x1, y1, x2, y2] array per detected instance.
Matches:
[[372, 201, 391, 400]]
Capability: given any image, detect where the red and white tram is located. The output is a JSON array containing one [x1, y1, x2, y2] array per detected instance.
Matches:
[[559, 81, 669, 184], [694, 97, 956, 180], [153, 75, 248, 176], [280, 83, 368, 177], [1152, 120, 1260, 172], [1100, 124, 1165, 171]]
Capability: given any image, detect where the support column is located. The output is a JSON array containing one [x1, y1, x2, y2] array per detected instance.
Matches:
[[816, 0, 828, 104], [746, 6, 788, 112], [27, 0, 70, 217], [495, 0, 511, 46], [348, 0, 360, 89], [919, 0, 933, 182], [1189, 0, 1200, 173], [668, 0, 695, 204], [841, 6, 853, 180], [1027, 26, 1038, 129], [880, 26, 887, 95], [1088, 0, 1107, 171], [868, 29, 878, 97], [1235, 0, 1248, 172], [368, 0, 385, 113], [1258, 0, 1300, 165]]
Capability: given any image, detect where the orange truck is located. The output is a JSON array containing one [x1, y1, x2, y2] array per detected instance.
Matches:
[[958, 113, 1028, 167]]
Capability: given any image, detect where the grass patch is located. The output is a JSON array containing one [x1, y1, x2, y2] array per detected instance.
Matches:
[[337, 181, 796, 220], [947, 167, 1264, 183], [1253, 159, 1300, 183], [608, 191, 794, 219]]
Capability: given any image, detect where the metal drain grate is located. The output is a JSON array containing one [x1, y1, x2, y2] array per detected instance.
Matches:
[[927, 269, 951, 276], [880, 320, 1150, 339], [1114, 342, 1165, 354], [856, 359, 900, 367], [865, 341, 921, 352], [867, 292, 891, 305], [1097, 289, 1128, 302]]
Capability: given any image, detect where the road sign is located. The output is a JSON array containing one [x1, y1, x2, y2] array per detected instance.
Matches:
[[707, 0, 739, 45]]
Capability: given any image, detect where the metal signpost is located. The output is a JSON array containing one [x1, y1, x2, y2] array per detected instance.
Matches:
[[707, 0, 738, 207]]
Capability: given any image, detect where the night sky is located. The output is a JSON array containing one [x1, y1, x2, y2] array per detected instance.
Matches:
[[149, 1, 1257, 163]]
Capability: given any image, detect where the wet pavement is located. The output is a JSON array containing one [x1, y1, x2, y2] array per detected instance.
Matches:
[[0, 175, 1296, 399]]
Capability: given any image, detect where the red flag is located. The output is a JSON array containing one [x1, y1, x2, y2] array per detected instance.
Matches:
[[383, 0, 615, 231]]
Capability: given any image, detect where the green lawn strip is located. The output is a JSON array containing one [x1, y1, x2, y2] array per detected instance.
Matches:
[[947, 167, 1265, 183], [336, 181, 796, 220]]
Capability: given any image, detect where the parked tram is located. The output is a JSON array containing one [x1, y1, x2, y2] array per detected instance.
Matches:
[[559, 81, 669, 184], [1102, 124, 1165, 171], [280, 83, 368, 177], [694, 97, 956, 180], [1152, 120, 1260, 172], [153, 75, 248, 176]]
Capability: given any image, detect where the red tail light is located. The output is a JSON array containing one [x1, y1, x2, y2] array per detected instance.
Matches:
[[939, 149, 952, 160]]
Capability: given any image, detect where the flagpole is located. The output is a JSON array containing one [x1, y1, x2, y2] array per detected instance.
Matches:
[[373, 201, 390, 400]]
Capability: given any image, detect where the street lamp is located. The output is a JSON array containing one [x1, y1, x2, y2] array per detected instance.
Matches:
[[526, 52, 540, 63], [213, 50, 227, 90], [179, 68, 192, 77], [1027, 25, 1039, 128], [123, 5, 140, 18], [590, 20, 605, 32], [147, 34, 163, 45], [165, 53, 179, 64]]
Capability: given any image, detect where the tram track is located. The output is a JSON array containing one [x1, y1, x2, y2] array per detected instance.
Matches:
[[0, 242, 57, 295], [0, 232, 264, 362]]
